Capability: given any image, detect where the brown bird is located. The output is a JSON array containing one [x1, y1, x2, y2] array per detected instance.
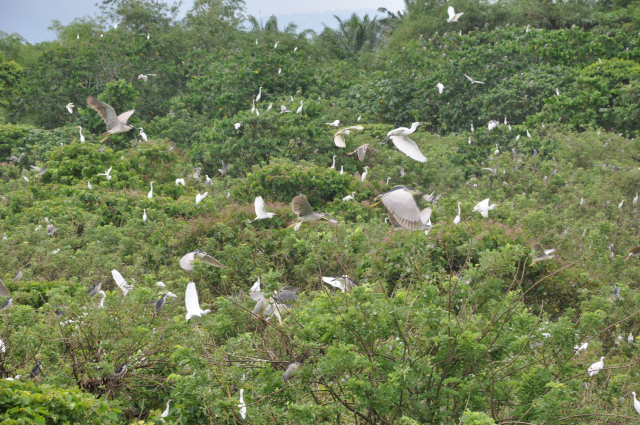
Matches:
[[624, 246, 640, 261]]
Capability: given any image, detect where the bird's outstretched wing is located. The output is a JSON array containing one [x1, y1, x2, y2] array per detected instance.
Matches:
[[448, 6, 456, 20], [194, 251, 224, 267], [0, 280, 9, 297], [254, 196, 267, 217], [334, 132, 347, 148], [420, 208, 432, 226], [531, 243, 545, 255], [111, 269, 132, 295], [390, 136, 427, 162], [117, 110, 135, 124], [87, 97, 119, 130], [185, 282, 201, 316], [292, 195, 313, 217], [381, 188, 422, 230], [348, 144, 371, 162]]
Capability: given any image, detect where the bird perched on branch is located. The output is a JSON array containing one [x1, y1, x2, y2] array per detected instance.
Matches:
[[86, 96, 139, 143], [250, 286, 298, 324], [282, 362, 302, 382]]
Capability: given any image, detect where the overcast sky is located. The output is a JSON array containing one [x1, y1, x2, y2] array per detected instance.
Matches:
[[0, 0, 406, 43]]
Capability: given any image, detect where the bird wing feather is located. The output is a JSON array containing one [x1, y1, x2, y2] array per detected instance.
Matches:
[[420, 208, 432, 225], [292, 195, 313, 217], [179, 252, 197, 271], [381, 189, 423, 229], [185, 282, 201, 316], [334, 133, 346, 148], [117, 110, 135, 124], [87, 97, 119, 130], [390, 135, 427, 162], [249, 291, 264, 302], [111, 269, 130, 294], [0, 280, 9, 297], [194, 252, 224, 268], [531, 243, 544, 255], [254, 196, 267, 217], [448, 6, 455, 19]]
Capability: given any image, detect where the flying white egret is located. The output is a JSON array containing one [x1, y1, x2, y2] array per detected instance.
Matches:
[[143, 209, 147, 222], [530, 243, 555, 266], [180, 250, 224, 271], [361, 166, 369, 182], [322, 276, 358, 293], [574, 342, 588, 355], [436, 83, 444, 94], [251, 196, 276, 221], [235, 123, 241, 130], [453, 202, 461, 224], [175, 178, 185, 186], [587, 357, 605, 376], [342, 192, 355, 201], [326, 120, 340, 127], [333, 126, 364, 148], [66, 103, 74, 114], [296, 100, 303, 114], [289, 194, 338, 231], [472, 199, 499, 218], [632, 392, 640, 416], [161, 400, 172, 420], [488, 120, 500, 131], [196, 192, 208, 205], [381, 122, 427, 162], [111, 269, 133, 295], [77, 126, 85, 142], [238, 390, 246, 419], [184, 282, 211, 320], [464, 74, 485, 84], [98, 167, 113, 180], [330, 156, 336, 169], [446, 6, 464, 22], [256, 87, 262, 102], [137, 74, 157, 82], [148, 182, 154, 199], [140, 128, 147, 141]]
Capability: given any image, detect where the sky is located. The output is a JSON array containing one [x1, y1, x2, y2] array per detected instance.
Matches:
[[0, 0, 406, 43]]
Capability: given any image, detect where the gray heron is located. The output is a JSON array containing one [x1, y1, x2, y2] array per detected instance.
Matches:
[[529, 243, 556, 266], [87, 281, 102, 297], [613, 284, 620, 300], [86, 96, 139, 143], [289, 194, 338, 231], [0, 297, 12, 311], [155, 294, 167, 314], [379, 123, 427, 162], [180, 250, 224, 271]]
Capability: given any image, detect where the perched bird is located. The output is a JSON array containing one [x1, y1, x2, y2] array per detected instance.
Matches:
[[333, 126, 364, 148], [196, 192, 208, 205], [98, 167, 113, 180], [143, 209, 147, 222], [184, 282, 211, 320], [87, 281, 102, 297], [632, 392, 640, 416], [238, 390, 246, 419], [47, 223, 58, 237], [494, 144, 500, 156], [436, 83, 444, 94], [587, 357, 605, 376], [155, 294, 167, 314], [453, 202, 461, 224], [342, 192, 355, 202], [296, 100, 303, 114], [446, 6, 464, 22], [464, 74, 485, 84], [361, 166, 369, 182], [619, 200, 625, 209], [180, 250, 224, 271], [251, 196, 276, 222], [347, 143, 375, 161], [250, 277, 261, 293], [86, 96, 138, 143], [374, 186, 425, 230], [147, 182, 154, 199], [139, 128, 148, 142], [330, 156, 336, 169], [280, 105, 291, 113], [488, 120, 500, 131], [322, 276, 358, 293], [282, 362, 302, 382], [266, 103, 273, 112], [0, 297, 12, 311], [97, 291, 106, 308], [255, 87, 262, 102], [112, 269, 134, 295], [628, 332, 634, 344], [13, 270, 23, 282], [30, 360, 43, 380], [113, 363, 127, 379], [161, 399, 172, 420], [613, 284, 620, 300], [66, 103, 74, 114], [380, 123, 427, 162], [289, 194, 338, 231], [625, 246, 640, 261], [633, 192, 638, 205], [235, 123, 241, 130], [530, 243, 556, 266], [472, 199, 499, 218], [175, 178, 185, 186], [77, 126, 85, 143]]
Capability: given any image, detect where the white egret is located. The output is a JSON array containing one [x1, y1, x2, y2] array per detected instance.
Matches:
[[342, 192, 355, 202], [471, 123, 474, 132], [278, 68, 282, 74], [148, 182, 154, 199], [175, 178, 185, 186], [634, 192, 638, 205], [250, 277, 261, 293], [137, 74, 157, 82], [256, 108, 259, 116], [334, 126, 364, 148], [180, 250, 224, 271], [77, 126, 85, 142], [66, 103, 74, 114], [274, 41, 278, 49], [530, 243, 555, 266], [143, 209, 147, 222], [574, 342, 588, 355], [381, 122, 427, 162], [195, 192, 208, 205], [587, 357, 605, 376], [464, 74, 485, 84], [446, 6, 464, 22], [98, 167, 113, 180], [266, 103, 273, 112], [156, 282, 166, 287], [251, 196, 276, 221], [340, 166, 344, 175], [629, 332, 634, 343], [280, 105, 291, 113], [235, 122, 241, 130], [632, 392, 640, 416], [296, 100, 303, 114], [147, 33, 150, 40], [88, 182, 93, 189], [294, 47, 298, 52], [361, 166, 369, 182], [330, 156, 336, 169], [289, 194, 338, 231], [238, 390, 246, 419], [488, 120, 500, 130], [251, 100, 255, 115], [526, 129, 531, 138], [453, 202, 461, 224], [556, 88, 560, 96], [436, 83, 444, 94], [161, 400, 172, 420], [472, 198, 499, 218], [357, 115, 361, 122], [326, 120, 340, 127], [322, 276, 358, 293], [140, 128, 147, 141], [494, 144, 500, 156], [619, 200, 625, 209], [185, 282, 211, 320], [256, 87, 262, 102], [516, 134, 521, 141], [111, 269, 133, 295], [468, 137, 471, 145], [0, 339, 5, 353]]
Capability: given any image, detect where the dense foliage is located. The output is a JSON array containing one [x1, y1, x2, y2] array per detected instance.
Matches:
[[2, 0, 640, 423]]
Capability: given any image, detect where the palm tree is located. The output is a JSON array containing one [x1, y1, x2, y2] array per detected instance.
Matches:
[[323, 13, 383, 57]]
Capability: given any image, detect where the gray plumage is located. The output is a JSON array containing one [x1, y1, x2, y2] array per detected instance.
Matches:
[[282, 362, 302, 382], [87, 281, 102, 297], [180, 250, 225, 271], [0, 280, 9, 297], [0, 297, 12, 310], [322, 276, 358, 293], [291, 194, 338, 230], [30, 360, 43, 379], [86, 96, 138, 142], [613, 284, 620, 300], [47, 224, 58, 237], [155, 294, 167, 314], [113, 363, 128, 379], [13, 270, 23, 282], [379, 186, 425, 230], [347, 144, 376, 162]]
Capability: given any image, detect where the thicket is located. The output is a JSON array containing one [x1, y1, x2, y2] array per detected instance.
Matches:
[[2, 0, 640, 424]]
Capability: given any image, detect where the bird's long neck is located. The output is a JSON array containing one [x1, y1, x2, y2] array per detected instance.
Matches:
[[410, 123, 420, 132]]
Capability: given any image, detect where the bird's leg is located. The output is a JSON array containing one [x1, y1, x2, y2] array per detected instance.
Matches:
[[286, 221, 300, 228], [378, 136, 390, 145], [369, 201, 381, 208], [99, 133, 111, 143]]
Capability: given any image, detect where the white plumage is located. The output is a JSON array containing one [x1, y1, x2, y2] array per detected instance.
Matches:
[[384, 122, 427, 162], [587, 357, 605, 376], [185, 282, 211, 320], [111, 269, 133, 295], [333, 126, 364, 148], [446, 6, 464, 22], [175, 178, 185, 186], [252, 196, 275, 221], [472, 198, 499, 218], [196, 192, 208, 205]]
